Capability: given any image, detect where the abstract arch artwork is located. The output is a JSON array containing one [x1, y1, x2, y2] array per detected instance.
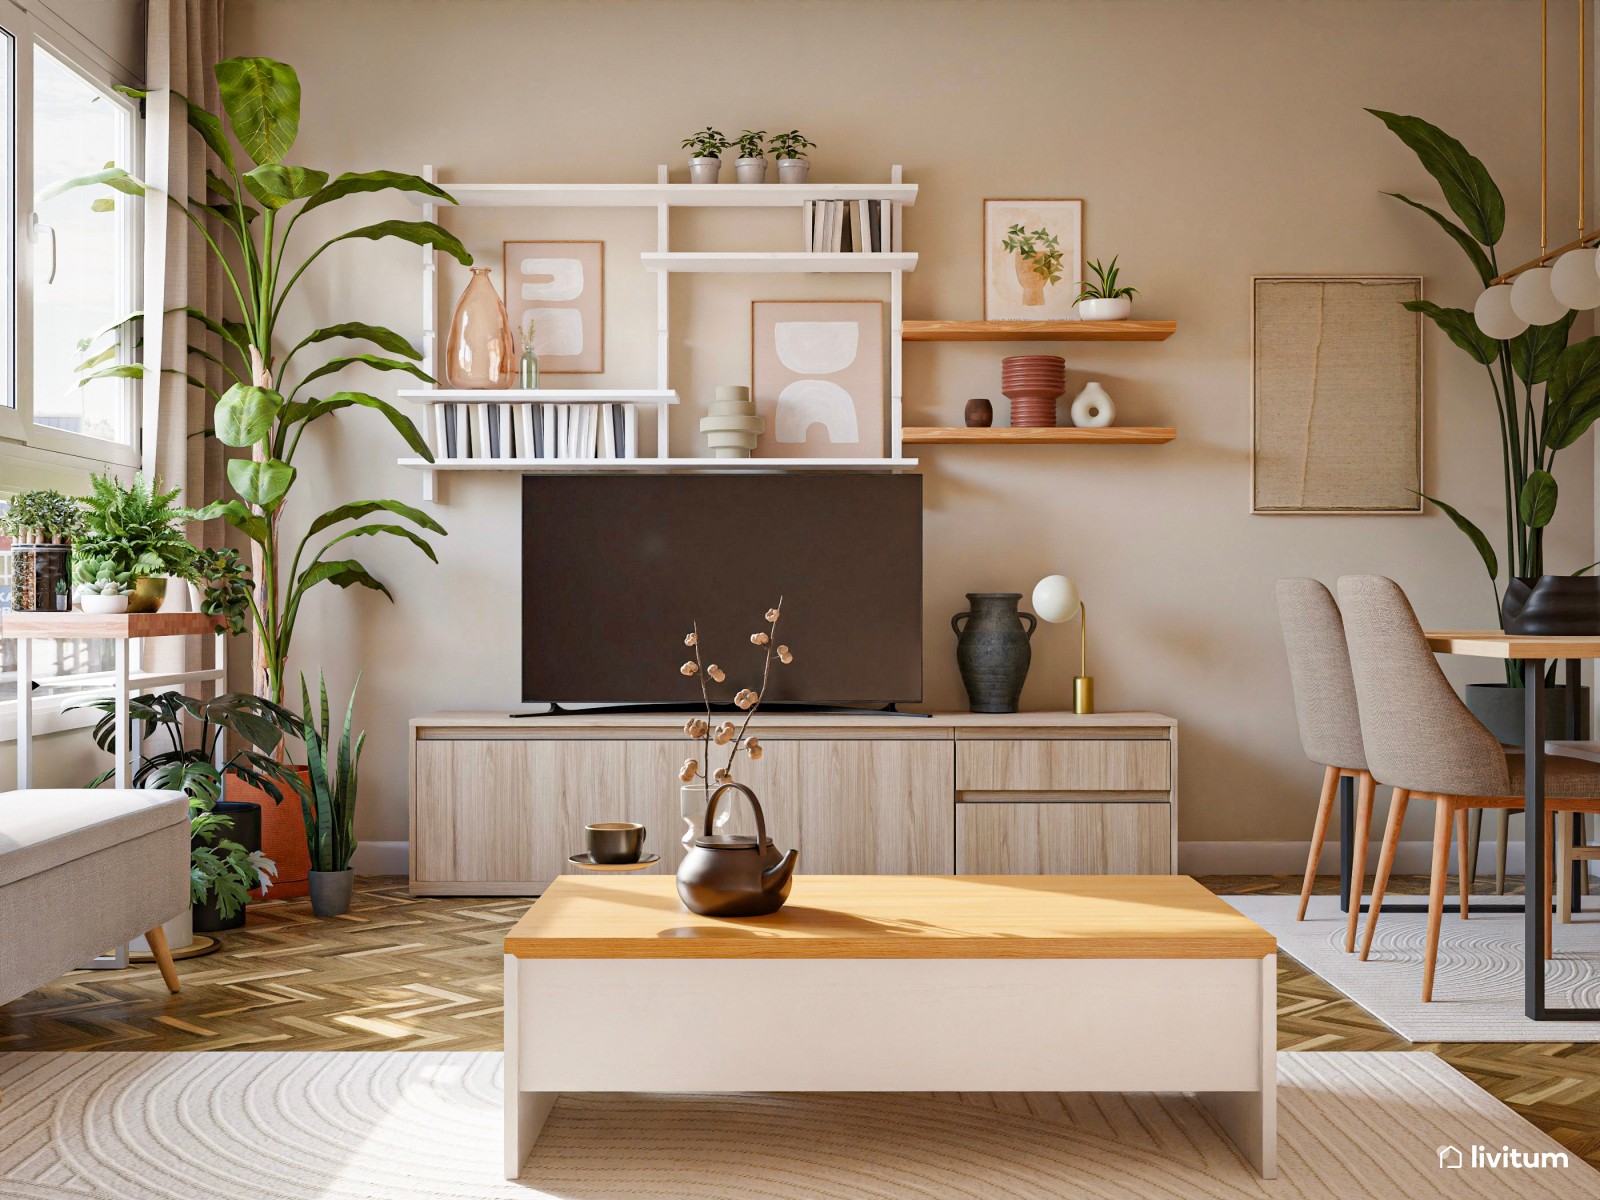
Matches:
[[503, 240, 604, 373], [751, 300, 885, 458]]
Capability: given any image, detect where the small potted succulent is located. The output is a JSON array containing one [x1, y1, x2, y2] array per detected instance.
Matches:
[[1001, 224, 1065, 308], [681, 126, 731, 185], [732, 129, 768, 184], [769, 130, 816, 184], [1, 489, 84, 612], [75, 553, 134, 614], [1076, 256, 1138, 321]]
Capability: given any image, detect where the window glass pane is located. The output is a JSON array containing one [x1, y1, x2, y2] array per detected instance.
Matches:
[[31, 45, 131, 443], [0, 26, 13, 411]]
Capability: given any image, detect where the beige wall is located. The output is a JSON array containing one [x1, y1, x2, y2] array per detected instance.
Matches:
[[224, 0, 1592, 853]]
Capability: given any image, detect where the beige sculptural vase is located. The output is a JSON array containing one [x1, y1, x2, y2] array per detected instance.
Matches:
[[1013, 254, 1047, 307], [446, 267, 516, 389]]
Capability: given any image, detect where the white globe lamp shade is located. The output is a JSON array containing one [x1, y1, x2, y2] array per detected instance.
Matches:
[[1031, 574, 1081, 624], [1509, 266, 1571, 326], [1474, 284, 1528, 339], [1550, 247, 1600, 310]]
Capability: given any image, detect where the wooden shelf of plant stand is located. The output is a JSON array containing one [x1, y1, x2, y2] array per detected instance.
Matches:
[[902, 427, 1176, 445], [902, 320, 1176, 342]]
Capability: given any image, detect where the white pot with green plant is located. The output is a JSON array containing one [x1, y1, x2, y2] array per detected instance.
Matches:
[[681, 126, 730, 184], [75, 553, 134, 614], [74, 472, 199, 614], [0, 489, 84, 613], [1001, 224, 1064, 308], [1076, 256, 1138, 321], [300, 672, 365, 917], [769, 130, 815, 184], [733, 129, 768, 183]]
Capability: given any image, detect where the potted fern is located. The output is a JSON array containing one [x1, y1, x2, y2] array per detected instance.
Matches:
[[74, 473, 198, 613], [300, 672, 365, 917], [1076, 257, 1138, 321]]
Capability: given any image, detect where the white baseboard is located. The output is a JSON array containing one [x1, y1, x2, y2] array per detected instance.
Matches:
[[351, 840, 409, 877], [1179, 839, 1600, 880]]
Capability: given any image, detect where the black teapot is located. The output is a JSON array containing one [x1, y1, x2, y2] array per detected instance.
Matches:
[[676, 782, 798, 917]]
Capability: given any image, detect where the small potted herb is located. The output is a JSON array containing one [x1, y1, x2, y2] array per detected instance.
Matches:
[[769, 130, 816, 184], [1076, 256, 1138, 321], [1001, 224, 1064, 308], [733, 129, 768, 184], [74, 472, 198, 613], [75, 553, 134, 614], [0, 489, 84, 612], [681, 126, 731, 184]]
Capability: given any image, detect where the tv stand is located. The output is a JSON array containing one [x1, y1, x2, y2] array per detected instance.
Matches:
[[515, 701, 929, 718], [410, 710, 1177, 895]]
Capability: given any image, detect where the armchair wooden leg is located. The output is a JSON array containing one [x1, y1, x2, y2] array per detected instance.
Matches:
[[1557, 812, 1573, 927], [1361, 788, 1408, 961], [1423, 799, 1453, 1003], [144, 925, 180, 994], [1456, 807, 1471, 920], [1345, 771, 1375, 952], [1494, 809, 1510, 895], [1544, 810, 1556, 962], [1465, 808, 1482, 899], [1299, 765, 1339, 921]]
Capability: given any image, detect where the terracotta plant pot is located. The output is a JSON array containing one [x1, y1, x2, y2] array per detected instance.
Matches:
[[1014, 253, 1048, 306], [1001, 355, 1065, 428], [228, 767, 312, 899]]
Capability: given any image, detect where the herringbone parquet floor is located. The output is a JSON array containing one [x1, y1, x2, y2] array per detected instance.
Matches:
[[2, 875, 1598, 1169]]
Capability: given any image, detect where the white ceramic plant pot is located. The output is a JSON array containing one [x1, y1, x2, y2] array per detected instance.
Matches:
[[777, 158, 810, 184], [80, 593, 130, 614], [688, 157, 721, 185], [1070, 381, 1116, 428], [1078, 297, 1132, 321], [735, 157, 768, 184]]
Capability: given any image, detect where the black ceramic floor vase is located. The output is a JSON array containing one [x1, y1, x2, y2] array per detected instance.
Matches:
[[952, 593, 1036, 713]]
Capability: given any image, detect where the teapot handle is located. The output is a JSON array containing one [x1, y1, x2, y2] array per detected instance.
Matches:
[[705, 781, 768, 848]]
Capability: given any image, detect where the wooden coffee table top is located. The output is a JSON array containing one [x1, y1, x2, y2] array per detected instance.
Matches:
[[504, 875, 1275, 960]]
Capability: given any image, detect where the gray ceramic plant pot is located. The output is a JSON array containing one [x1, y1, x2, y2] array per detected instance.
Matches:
[[777, 157, 809, 184], [308, 868, 355, 917], [735, 156, 768, 184], [688, 156, 721, 185], [1463, 683, 1590, 748]]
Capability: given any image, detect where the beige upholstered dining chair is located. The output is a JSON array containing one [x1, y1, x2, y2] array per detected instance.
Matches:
[[1337, 574, 1600, 1000], [1275, 578, 1378, 953]]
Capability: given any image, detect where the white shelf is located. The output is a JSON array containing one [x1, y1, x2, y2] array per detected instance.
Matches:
[[399, 457, 917, 473], [641, 252, 917, 274], [397, 389, 678, 406], [417, 181, 918, 209]]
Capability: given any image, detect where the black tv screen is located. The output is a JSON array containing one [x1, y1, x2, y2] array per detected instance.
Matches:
[[522, 474, 922, 706]]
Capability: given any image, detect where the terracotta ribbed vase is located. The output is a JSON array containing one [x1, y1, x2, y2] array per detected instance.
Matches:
[[1001, 354, 1065, 428], [445, 267, 516, 389]]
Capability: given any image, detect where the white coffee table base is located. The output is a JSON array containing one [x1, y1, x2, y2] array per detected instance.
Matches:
[[504, 953, 1277, 1180]]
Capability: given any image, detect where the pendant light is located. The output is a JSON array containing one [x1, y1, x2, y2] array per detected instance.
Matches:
[[1550, 0, 1600, 308], [1475, 285, 1529, 339]]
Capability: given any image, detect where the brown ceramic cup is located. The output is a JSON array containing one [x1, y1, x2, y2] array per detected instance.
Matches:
[[586, 822, 646, 864]]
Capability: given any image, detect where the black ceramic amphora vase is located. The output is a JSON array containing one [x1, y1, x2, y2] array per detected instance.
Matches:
[[952, 592, 1036, 714]]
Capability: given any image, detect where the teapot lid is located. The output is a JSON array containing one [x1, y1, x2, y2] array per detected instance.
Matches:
[[692, 833, 773, 851]]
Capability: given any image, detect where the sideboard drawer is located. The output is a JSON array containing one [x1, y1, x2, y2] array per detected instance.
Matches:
[[956, 800, 1172, 874], [956, 739, 1170, 793]]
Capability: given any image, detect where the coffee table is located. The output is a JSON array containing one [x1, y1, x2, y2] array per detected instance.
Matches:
[[503, 874, 1278, 1179]]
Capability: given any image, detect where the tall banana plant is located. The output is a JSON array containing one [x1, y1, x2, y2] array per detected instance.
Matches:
[[1371, 110, 1600, 674], [46, 57, 470, 703]]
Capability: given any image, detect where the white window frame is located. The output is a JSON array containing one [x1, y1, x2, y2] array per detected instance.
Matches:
[[0, 0, 143, 474]]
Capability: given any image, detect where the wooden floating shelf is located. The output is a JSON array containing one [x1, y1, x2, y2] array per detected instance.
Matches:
[[641, 252, 917, 274], [399, 457, 918, 473], [415, 181, 919, 209], [902, 320, 1176, 342], [397, 389, 678, 406], [902, 427, 1176, 445]]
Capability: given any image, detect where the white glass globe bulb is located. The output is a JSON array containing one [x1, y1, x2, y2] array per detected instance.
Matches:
[[1473, 284, 1527, 339], [1549, 247, 1600, 310], [1509, 266, 1570, 326], [1031, 574, 1081, 625]]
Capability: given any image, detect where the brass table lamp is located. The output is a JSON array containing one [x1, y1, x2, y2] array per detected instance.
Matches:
[[1031, 574, 1093, 714]]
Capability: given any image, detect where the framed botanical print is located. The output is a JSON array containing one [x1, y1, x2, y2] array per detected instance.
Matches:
[[503, 240, 604, 373], [983, 199, 1084, 320], [1251, 275, 1423, 514], [750, 300, 885, 458]]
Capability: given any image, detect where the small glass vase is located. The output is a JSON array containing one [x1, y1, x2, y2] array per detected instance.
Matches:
[[445, 267, 516, 389], [680, 782, 734, 851]]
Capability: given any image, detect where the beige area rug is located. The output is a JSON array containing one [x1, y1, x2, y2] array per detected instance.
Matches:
[[2, 1051, 1597, 1198], [1226, 894, 1600, 1042]]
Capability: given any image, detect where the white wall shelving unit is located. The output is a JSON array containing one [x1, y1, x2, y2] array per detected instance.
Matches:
[[408, 165, 917, 501]]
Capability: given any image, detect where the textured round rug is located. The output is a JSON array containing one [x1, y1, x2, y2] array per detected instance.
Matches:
[[0, 1050, 1594, 1199]]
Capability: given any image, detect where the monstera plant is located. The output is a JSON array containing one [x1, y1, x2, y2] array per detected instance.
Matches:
[[1371, 109, 1600, 683], [47, 57, 466, 703]]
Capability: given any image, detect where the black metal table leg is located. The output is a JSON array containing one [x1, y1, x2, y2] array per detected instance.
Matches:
[[1525, 663, 1547, 1020], [1565, 659, 1585, 916]]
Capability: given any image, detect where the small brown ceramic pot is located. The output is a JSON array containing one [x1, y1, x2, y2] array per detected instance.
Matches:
[[964, 398, 993, 428]]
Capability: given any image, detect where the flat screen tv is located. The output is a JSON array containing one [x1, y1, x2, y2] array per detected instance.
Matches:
[[522, 474, 922, 707]]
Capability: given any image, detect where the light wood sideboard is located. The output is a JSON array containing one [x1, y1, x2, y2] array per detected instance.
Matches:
[[409, 711, 1177, 895]]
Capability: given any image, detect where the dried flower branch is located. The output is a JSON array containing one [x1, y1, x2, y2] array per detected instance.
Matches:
[[684, 717, 708, 739], [714, 720, 736, 745], [707, 664, 726, 683], [750, 632, 770, 646], [679, 661, 699, 677], [680, 758, 700, 782], [776, 645, 793, 665]]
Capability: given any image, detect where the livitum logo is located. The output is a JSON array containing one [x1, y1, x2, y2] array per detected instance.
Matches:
[[1437, 1143, 1571, 1170]]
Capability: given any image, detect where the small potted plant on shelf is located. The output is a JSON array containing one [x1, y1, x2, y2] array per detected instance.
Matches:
[[75, 553, 134, 614], [74, 472, 199, 613], [299, 672, 366, 917], [187, 546, 255, 636], [768, 130, 816, 184], [1001, 224, 1065, 308], [0, 489, 84, 613], [733, 129, 768, 183], [1075, 256, 1138, 321], [681, 126, 731, 184]]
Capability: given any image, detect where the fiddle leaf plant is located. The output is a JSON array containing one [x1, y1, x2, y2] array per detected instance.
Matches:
[[48, 55, 461, 703]]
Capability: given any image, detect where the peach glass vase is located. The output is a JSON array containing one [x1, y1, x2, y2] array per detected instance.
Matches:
[[446, 267, 516, 389]]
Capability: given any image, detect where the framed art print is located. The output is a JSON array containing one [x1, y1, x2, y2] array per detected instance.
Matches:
[[983, 198, 1083, 320], [503, 240, 604, 373], [1251, 275, 1423, 514], [750, 300, 885, 458]]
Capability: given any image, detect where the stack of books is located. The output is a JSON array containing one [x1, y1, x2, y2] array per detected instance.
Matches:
[[801, 199, 897, 253], [435, 402, 639, 461]]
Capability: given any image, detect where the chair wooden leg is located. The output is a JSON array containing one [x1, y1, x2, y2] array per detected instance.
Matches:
[[1423, 799, 1453, 1003], [1557, 812, 1573, 926], [1465, 808, 1482, 896], [1456, 807, 1472, 920], [1494, 809, 1510, 895], [144, 925, 180, 995], [1361, 788, 1408, 961], [1298, 765, 1339, 922], [1345, 771, 1375, 952], [1544, 809, 1556, 962]]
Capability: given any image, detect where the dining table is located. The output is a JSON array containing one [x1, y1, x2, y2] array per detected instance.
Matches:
[[1333, 631, 1599, 1022]]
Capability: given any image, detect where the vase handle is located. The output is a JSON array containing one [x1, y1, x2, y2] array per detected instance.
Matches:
[[1020, 612, 1038, 639], [951, 612, 971, 638]]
